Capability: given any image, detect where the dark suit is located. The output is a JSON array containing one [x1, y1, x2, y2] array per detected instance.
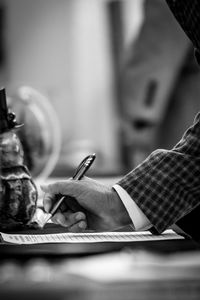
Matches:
[[166, 0, 200, 64], [118, 0, 200, 242]]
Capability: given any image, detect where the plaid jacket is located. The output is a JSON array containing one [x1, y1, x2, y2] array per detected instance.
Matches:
[[118, 0, 200, 240]]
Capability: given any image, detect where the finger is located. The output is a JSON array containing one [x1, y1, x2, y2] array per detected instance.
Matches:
[[68, 220, 87, 232], [51, 211, 69, 227], [72, 211, 86, 222], [51, 211, 86, 227], [43, 193, 55, 213], [43, 195, 70, 214], [41, 180, 86, 198]]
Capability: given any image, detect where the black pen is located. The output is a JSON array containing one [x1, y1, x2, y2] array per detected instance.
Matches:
[[41, 153, 96, 226]]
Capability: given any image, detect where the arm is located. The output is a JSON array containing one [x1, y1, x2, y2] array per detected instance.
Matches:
[[41, 114, 200, 234], [41, 114, 200, 237], [118, 113, 200, 234], [119, 0, 200, 235], [42, 115, 200, 236]]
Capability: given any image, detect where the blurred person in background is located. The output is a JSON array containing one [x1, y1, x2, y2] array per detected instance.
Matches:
[[42, 0, 200, 243], [119, 0, 200, 169]]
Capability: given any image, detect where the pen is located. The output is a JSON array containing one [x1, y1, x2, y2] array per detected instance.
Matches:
[[41, 153, 96, 226]]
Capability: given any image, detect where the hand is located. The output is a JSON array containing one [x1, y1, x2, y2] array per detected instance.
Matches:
[[41, 177, 131, 232]]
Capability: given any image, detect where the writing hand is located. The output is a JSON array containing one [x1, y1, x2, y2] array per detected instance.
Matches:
[[41, 177, 131, 232]]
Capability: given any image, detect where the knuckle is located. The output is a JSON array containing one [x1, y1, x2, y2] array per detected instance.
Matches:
[[76, 211, 86, 220]]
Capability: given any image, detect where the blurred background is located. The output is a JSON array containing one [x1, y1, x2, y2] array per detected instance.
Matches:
[[1, 3, 200, 298], [1, 0, 200, 180]]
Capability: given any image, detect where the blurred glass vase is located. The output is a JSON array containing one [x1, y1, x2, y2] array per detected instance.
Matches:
[[7, 86, 61, 181]]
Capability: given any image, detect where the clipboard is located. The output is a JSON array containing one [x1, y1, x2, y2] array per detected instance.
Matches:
[[0, 225, 196, 258]]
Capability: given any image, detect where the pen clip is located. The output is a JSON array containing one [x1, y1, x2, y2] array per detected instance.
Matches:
[[72, 153, 96, 179]]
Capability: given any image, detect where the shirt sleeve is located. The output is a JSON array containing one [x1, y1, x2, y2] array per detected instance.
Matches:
[[113, 184, 151, 231]]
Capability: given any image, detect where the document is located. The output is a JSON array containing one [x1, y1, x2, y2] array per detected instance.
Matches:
[[0, 229, 183, 245]]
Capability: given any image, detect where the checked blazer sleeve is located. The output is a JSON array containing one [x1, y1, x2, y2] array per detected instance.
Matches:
[[118, 113, 200, 234]]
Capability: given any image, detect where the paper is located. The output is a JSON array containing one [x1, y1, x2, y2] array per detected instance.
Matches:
[[0, 229, 183, 245]]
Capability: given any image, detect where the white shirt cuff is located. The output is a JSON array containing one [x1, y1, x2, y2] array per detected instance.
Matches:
[[113, 184, 151, 231]]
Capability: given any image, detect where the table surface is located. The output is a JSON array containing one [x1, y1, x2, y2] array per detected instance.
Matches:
[[0, 177, 200, 300]]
